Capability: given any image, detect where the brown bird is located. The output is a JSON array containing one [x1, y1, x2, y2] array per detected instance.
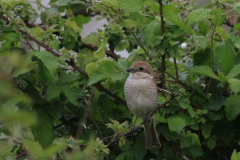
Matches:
[[124, 61, 161, 148]]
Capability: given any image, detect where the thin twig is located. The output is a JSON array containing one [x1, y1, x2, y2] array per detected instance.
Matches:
[[188, 77, 206, 100], [211, 23, 217, 70]]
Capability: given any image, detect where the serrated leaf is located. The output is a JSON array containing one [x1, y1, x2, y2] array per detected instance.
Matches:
[[61, 85, 84, 105], [188, 145, 203, 157], [2, 32, 21, 41], [202, 124, 213, 139], [94, 38, 107, 59], [32, 112, 54, 148], [198, 20, 208, 36], [205, 98, 226, 111], [188, 9, 211, 25], [132, 133, 147, 160], [167, 114, 195, 134], [47, 83, 62, 100], [12, 68, 31, 77], [121, 19, 142, 28], [228, 78, 240, 94], [225, 95, 240, 120], [144, 20, 158, 46], [214, 39, 236, 74], [117, 0, 144, 12], [85, 62, 97, 76], [88, 60, 128, 86], [165, 11, 194, 34], [193, 36, 209, 49], [227, 64, 240, 78], [189, 66, 218, 79]]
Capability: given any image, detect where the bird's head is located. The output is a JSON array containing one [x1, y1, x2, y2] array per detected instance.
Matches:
[[126, 61, 154, 78]]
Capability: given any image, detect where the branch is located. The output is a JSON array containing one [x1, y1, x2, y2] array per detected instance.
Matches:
[[82, 42, 120, 61], [158, 0, 166, 93], [188, 77, 206, 100]]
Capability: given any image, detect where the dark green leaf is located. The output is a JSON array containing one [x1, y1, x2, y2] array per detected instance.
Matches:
[[225, 95, 240, 120]]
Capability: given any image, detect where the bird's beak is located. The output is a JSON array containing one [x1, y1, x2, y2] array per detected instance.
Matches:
[[126, 68, 137, 73]]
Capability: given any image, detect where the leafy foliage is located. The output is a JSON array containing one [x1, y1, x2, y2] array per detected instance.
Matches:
[[0, 0, 240, 159]]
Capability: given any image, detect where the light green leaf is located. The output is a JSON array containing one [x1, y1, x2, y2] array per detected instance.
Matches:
[[193, 36, 209, 49], [218, 72, 228, 82], [121, 19, 142, 28], [2, 32, 21, 41], [144, 20, 159, 46], [117, 0, 144, 12], [188, 9, 211, 25], [85, 62, 97, 76], [227, 64, 240, 78], [231, 150, 240, 160], [47, 83, 62, 100], [198, 20, 208, 36], [88, 60, 129, 86], [214, 39, 236, 74], [57, 75, 80, 84], [228, 78, 240, 94], [167, 114, 195, 134], [189, 66, 218, 79], [94, 38, 107, 59], [165, 11, 194, 34], [225, 95, 240, 120], [12, 68, 31, 77]]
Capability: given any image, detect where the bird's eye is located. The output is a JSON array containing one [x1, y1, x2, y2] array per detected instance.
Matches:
[[139, 67, 144, 71]]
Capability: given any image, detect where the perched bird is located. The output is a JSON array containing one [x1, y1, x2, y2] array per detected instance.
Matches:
[[124, 61, 161, 148]]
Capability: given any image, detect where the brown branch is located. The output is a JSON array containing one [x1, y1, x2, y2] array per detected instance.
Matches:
[[82, 42, 120, 61], [158, 0, 166, 94], [0, 15, 125, 105]]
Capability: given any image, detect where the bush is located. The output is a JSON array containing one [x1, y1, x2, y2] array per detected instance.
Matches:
[[0, 0, 240, 159]]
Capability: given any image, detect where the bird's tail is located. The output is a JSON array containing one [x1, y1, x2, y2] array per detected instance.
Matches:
[[144, 116, 161, 148]]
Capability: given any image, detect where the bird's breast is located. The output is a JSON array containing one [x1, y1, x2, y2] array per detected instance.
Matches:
[[124, 77, 158, 119]]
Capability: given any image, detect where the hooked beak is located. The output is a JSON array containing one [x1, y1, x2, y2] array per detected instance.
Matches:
[[126, 68, 137, 73]]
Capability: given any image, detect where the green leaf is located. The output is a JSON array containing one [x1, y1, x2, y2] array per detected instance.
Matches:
[[144, 20, 159, 47], [231, 150, 240, 160], [228, 78, 240, 94], [61, 85, 84, 105], [214, 39, 236, 74], [227, 64, 240, 78], [165, 11, 194, 34], [132, 133, 147, 160], [188, 145, 203, 157], [198, 20, 208, 36], [121, 19, 142, 28], [47, 83, 62, 100], [31, 50, 62, 76], [180, 131, 201, 149], [193, 36, 209, 49], [193, 48, 211, 66], [71, 15, 91, 28], [167, 114, 195, 134], [205, 98, 225, 111], [88, 60, 128, 86], [225, 95, 240, 120], [189, 66, 218, 79], [12, 68, 31, 77], [117, 0, 144, 12], [202, 123, 213, 139], [188, 9, 211, 25], [2, 32, 21, 41], [32, 112, 54, 148], [207, 137, 216, 150], [163, 2, 181, 15], [57, 75, 80, 84]]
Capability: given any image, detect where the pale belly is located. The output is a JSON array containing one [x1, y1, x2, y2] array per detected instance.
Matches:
[[124, 77, 158, 119]]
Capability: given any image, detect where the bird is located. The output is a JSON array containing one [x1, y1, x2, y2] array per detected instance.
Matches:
[[124, 61, 161, 148]]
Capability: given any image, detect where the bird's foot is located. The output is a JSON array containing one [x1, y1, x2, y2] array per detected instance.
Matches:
[[146, 112, 151, 123], [130, 126, 141, 132]]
